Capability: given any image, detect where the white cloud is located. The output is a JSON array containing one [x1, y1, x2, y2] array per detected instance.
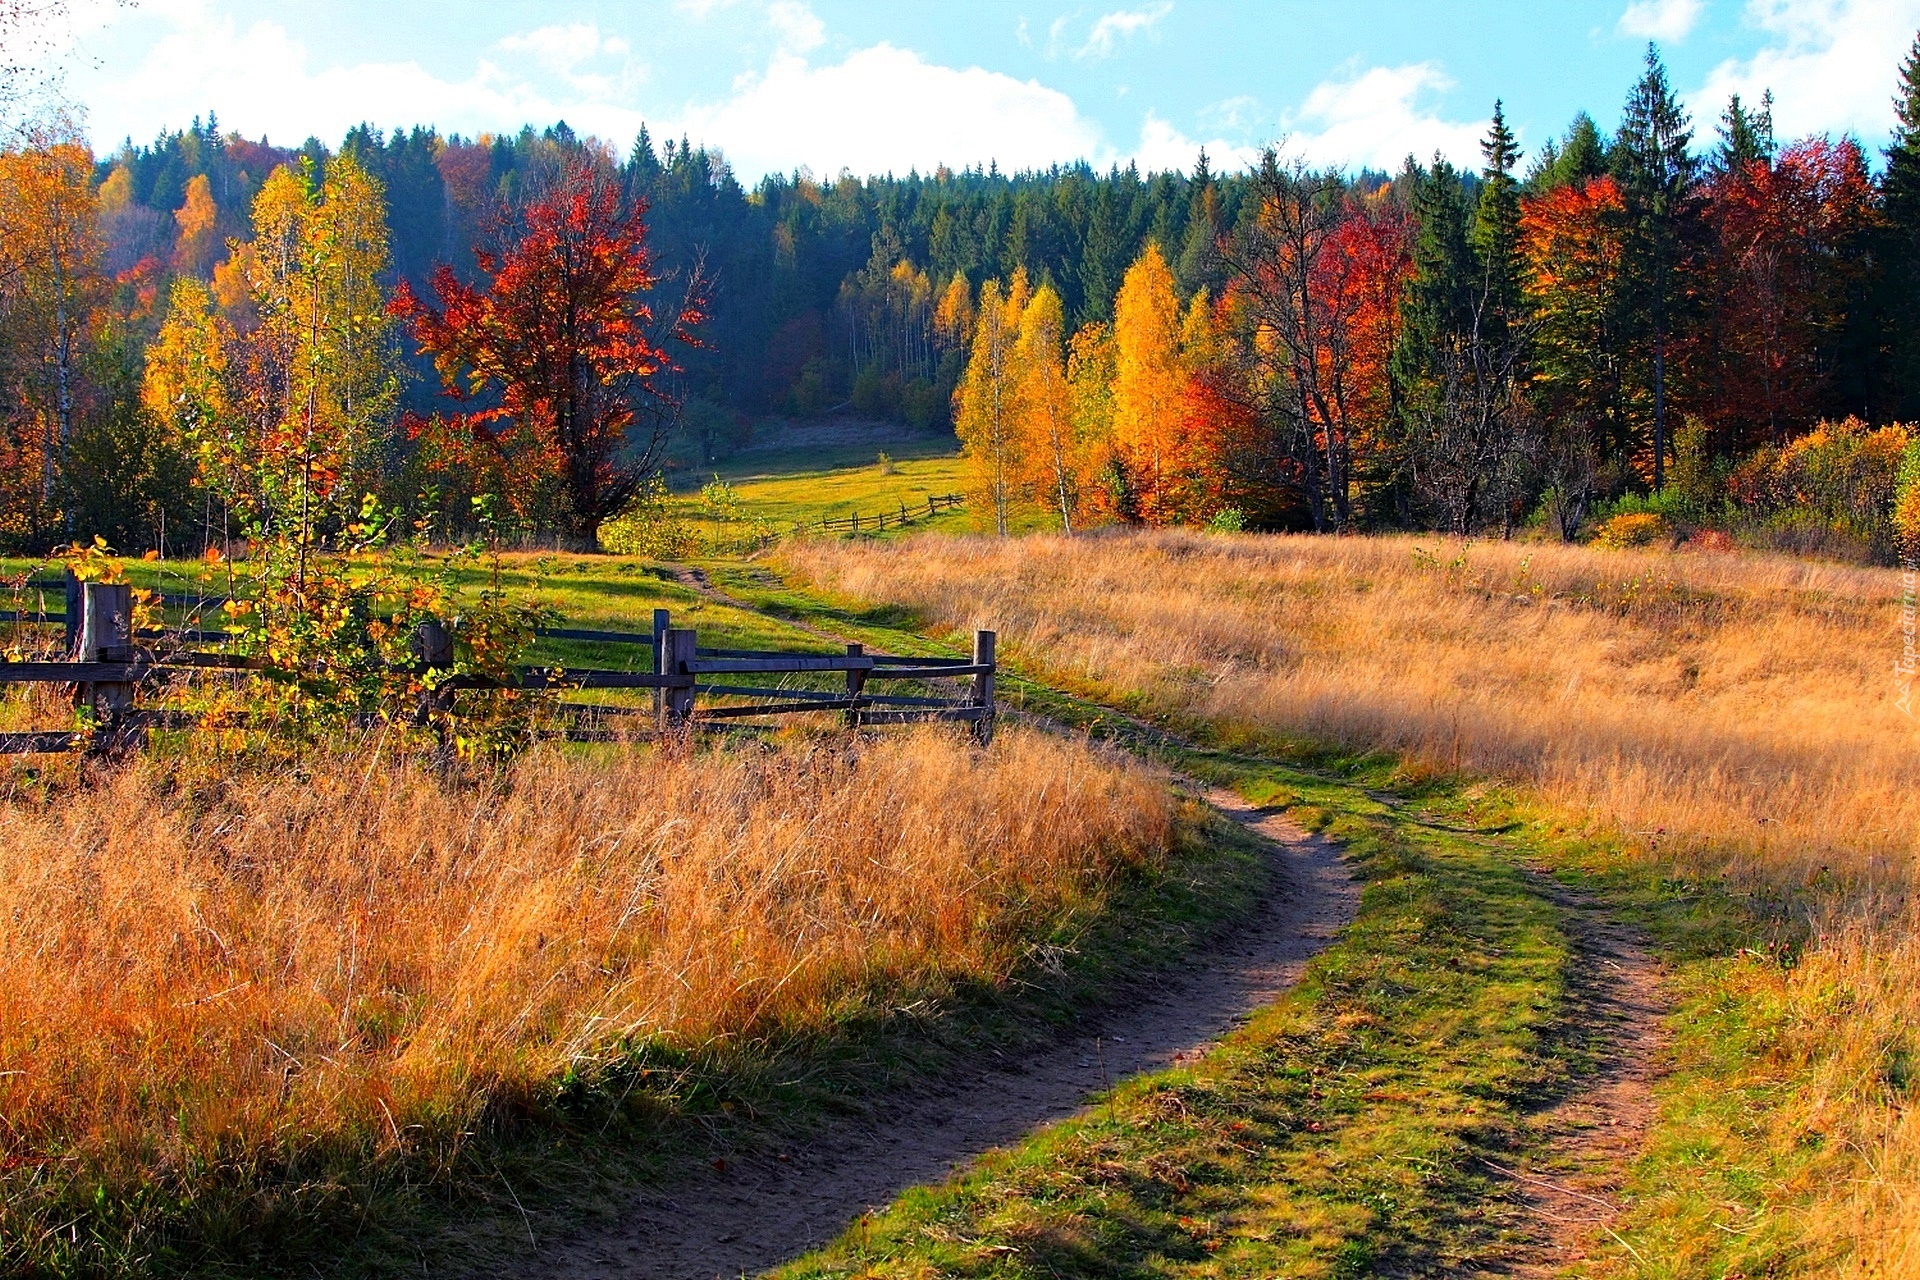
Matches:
[[1691, 0, 1920, 143], [766, 0, 825, 54], [677, 43, 1102, 177], [1077, 3, 1174, 59], [495, 22, 641, 98], [53, 0, 1263, 182], [1198, 93, 1262, 134], [74, 3, 649, 148], [1128, 111, 1257, 172], [1282, 63, 1486, 171], [1618, 0, 1706, 41]]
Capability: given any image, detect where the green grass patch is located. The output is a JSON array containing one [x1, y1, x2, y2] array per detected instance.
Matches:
[[772, 755, 1595, 1278]]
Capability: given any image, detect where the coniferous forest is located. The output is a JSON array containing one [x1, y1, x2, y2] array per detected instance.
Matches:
[[5, 41, 1920, 556]]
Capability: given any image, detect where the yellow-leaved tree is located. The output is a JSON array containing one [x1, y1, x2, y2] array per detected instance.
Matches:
[[1066, 320, 1120, 520], [0, 135, 102, 530], [172, 173, 222, 277], [954, 271, 1030, 535], [149, 155, 393, 544], [1011, 283, 1082, 532], [1110, 243, 1187, 525]]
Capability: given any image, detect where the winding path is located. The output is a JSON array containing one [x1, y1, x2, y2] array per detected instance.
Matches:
[[532, 793, 1358, 1280], [521, 565, 1668, 1279]]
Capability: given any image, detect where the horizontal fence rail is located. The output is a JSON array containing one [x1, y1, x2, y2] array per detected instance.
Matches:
[[813, 492, 964, 535], [0, 584, 995, 754]]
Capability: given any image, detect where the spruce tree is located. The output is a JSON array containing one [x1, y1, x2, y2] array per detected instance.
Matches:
[[1525, 113, 1607, 194], [626, 126, 663, 192], [1883, 33, 1920, 416], [1613, 44, 1697, 490], [1404, 156, 1478, 351], [1714, 92, 1775, 173], [1176, 149, 1222, 297], [1473, 101, 1524, 326]]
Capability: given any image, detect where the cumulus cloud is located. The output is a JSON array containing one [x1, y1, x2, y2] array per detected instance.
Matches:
[[765, 0, 825, 54], [72, 2, 648, 147], [1077, 3, 1174, 60], [677, 42, 1102, 177], [495, 22, 641, 98], [1282, 63, 1486, 171], [1691, 0, 1920, 143], [1617, 0, 1706, 41], [1127, 111, 1257, 172], [62, 0, 1473, 183]]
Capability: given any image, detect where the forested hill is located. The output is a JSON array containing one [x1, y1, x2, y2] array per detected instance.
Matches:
[[95, 116, 1394, 423]]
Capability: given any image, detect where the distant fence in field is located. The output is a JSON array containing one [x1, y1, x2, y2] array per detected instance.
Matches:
[[0, 574, 995, 756], [812, 492, 964, 535]]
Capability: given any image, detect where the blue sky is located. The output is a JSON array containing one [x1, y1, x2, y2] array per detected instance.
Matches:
[[43, 0, 1920, 178]]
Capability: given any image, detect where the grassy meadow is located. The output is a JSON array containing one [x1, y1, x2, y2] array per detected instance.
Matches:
[[776, 527, 1920, 1277], [7, 443, 1918, 1276]]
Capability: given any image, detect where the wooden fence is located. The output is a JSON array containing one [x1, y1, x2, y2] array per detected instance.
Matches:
[[813, 492, 964, 535], [0, 576, 995, 755]]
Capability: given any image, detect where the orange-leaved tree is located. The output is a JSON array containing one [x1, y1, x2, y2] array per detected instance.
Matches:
[[0, 133, 102, 535], [393, 155, 703, 547], [1010, 282, 1084, 532], [1521, 172, 1631, 491]]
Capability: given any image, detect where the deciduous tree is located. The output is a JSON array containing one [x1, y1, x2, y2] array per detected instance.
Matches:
[[954, 272, 1029, 535], [394, 155, 701, 546], [1110, 243, 1187, 524], [1011, 282, 1082, 532]]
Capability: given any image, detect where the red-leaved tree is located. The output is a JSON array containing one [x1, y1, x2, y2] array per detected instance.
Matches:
[[393, 156, 703, 545], [1689, 136, 1875, 451]]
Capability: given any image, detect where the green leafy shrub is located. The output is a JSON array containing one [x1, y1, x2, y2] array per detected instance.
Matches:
[[598, 475, 699, 557], [1206, 506, 1248, 533]]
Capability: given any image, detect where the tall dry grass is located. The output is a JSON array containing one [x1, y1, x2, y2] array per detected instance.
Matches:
[[793, 530, 1912, 885], [0, 726, 1170, 1259], [785, 529, 1920, 1273]]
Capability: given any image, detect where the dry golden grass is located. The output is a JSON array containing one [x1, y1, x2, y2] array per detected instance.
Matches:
[[0, 726, 1170, 1254], [792, 530, 1911, 886], [785, 528, 1920, 1273]]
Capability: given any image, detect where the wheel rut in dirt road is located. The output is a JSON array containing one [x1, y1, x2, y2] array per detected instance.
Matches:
[[527, 791, 1359, 1280], [1477, 875, 1670, 1277]]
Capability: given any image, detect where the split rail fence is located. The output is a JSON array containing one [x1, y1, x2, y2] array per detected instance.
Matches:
[[812, 492, 963, 535], [0, 574, 995, 755]]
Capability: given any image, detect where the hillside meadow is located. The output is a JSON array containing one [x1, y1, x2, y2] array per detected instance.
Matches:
[[783, 528, 1920, 1276]]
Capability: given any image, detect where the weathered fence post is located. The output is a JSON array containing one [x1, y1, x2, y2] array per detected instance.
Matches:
[[651, 607, 670, 716], [661, 628, 697, 726], [76, 582, 135, 746], [845, 642, 865, 729], [411, 618, 455, 733], [926, 495, 936, 519], [970, 629, 996, 746], [62, 569, 81, 658]]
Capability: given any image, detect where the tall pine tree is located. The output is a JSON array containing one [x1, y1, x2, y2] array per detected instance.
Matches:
[[1882, 33, 1920, 418], [1473, 101, 1524, 329], [1613, 44, 1697, 490], [1714, 91, 1775, 174]]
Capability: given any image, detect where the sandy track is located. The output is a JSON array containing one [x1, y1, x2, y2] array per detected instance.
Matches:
[[525, 790, 1358, 1280]]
